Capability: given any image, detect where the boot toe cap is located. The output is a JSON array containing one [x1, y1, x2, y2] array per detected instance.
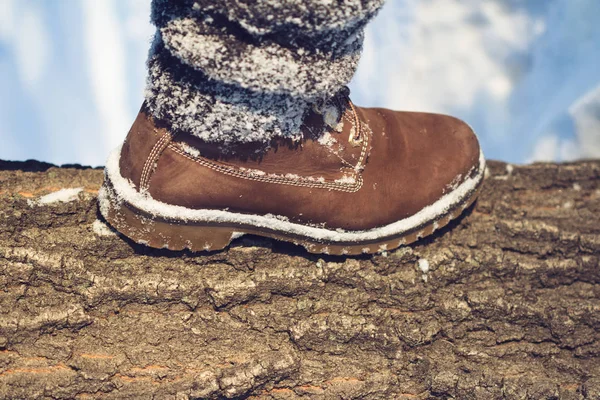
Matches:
[[409, 111, 482, 208], [368, 109, 483, 224]]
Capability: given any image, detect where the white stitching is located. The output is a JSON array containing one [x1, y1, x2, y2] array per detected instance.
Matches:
[[139, 134, 164, 190], [167, 144, 364, 193], [140, 131, 172, 191]]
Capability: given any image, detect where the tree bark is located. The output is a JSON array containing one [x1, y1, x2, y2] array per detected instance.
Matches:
[[0, 159, 599, 399]]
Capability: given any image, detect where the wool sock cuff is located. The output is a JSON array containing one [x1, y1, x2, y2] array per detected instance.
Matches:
[[145, 0, 385, 144]]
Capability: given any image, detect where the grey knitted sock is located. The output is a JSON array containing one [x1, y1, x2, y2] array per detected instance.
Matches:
[[145, 0, 386, 145]]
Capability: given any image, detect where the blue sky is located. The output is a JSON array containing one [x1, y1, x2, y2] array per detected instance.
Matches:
[[1, 0, 599, 166]]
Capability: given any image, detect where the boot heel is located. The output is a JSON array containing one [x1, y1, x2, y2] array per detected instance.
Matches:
[[150, 224, 237, 252], [100, 181, 236, 252]]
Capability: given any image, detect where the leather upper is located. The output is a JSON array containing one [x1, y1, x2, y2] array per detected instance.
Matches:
[[118, 102, 481, 231]]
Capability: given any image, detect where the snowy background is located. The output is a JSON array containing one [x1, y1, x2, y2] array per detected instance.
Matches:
[[1, 0, 599, 167]]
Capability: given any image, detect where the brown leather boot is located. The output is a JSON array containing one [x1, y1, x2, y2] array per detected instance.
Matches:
[[99, 96, 484, 255]]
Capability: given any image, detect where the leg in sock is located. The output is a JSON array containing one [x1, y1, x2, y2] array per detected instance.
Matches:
[[145, 0, 386, 145]]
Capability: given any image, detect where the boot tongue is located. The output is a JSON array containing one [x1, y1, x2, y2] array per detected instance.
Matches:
[[310, 87, 349, 132], [322, 103, 343, 131], [306, 93, 369, 169]]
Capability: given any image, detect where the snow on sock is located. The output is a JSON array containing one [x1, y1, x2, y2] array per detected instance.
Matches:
[[146, 0, 386, 145]]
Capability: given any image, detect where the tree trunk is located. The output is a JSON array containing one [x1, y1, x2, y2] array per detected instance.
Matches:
[[0, 159, 599, 399]]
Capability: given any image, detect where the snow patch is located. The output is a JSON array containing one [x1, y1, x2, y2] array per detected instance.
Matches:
[[92, 219, 117, 237], [230, 232, 245, 240], [317, 131, 337, 147], [335, 175, 356, 185], [29, 188, 83, 206], [417, 258, 430, 274], [418, 258, 430, 283], [284, 173, 301, 180], [239, 167, 267, 177], [180, 142, 201, 158]]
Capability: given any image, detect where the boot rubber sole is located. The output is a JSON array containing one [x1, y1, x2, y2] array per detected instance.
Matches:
[[99, 147, 485, 256]]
